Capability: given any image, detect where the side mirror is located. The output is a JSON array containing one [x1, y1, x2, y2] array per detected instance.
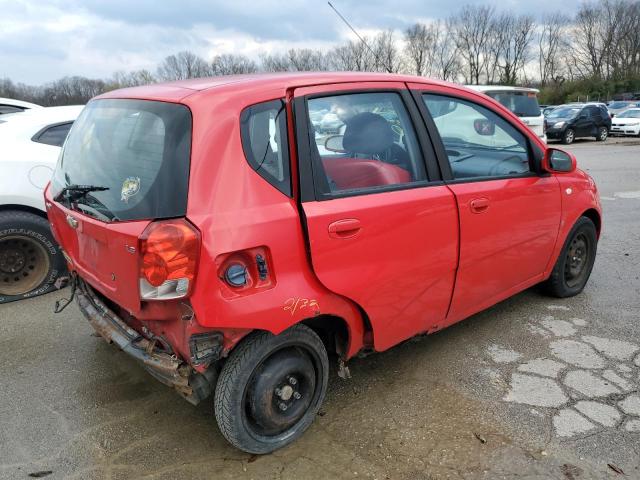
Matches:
[[543, 148, 576, 173], [473, 118, 495, 136], [324, 134, 346, 153]]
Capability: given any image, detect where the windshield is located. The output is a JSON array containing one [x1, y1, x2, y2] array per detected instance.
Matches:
[[51, 99, 192, 222], [485, 91, 541, 117], [609, 102, 631, 109], [548, 107, 581, 119], [617, 109, 640, 118]]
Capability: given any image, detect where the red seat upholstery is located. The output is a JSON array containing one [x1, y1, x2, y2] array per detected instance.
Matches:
[[321, 157, 411, 190]]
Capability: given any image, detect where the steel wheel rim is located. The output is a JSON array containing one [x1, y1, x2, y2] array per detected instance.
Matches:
[[564, 233, 590, 288], [0, 235, 50, 296], [242, 344, 322, 441]]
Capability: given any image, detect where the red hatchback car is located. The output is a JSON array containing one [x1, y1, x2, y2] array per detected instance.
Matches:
[[45, 73, 601, 453]]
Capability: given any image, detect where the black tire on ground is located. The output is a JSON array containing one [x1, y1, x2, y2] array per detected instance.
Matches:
[[543, 216, 597, 298], [595, 126, 608, 141], [561, 128, 575, 144], [0, 210, 66, 303], [214, 324, 329, 454]]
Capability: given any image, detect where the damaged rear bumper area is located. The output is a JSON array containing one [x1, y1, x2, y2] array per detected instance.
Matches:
[[75, 279, 216, 405]]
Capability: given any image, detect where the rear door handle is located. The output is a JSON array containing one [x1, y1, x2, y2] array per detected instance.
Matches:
[[328, 218, 362, 238], [470, 198, 490, 213]]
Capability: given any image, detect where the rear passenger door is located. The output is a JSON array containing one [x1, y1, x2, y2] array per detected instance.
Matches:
[[408, 83, 561, 325], [293, 83, 459, 351]]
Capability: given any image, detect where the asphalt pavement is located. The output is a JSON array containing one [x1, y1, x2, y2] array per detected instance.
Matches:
[[1, 137, 639, 480]]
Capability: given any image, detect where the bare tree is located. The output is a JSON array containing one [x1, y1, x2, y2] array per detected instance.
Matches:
[[156, 51, 210, 81], [373, 30, 403, 73], [404, 23, 434, 76], [327, 38, 377, 71], [493, 13, 536, 84], [111, 69, 155, 87], [431, 19, 462, 81], [449, 5, 496, 84], [287, 48, 328, 71], [260, 52, 292, 72], [538, 13, 570, 86], [211, 54, 258, 75]]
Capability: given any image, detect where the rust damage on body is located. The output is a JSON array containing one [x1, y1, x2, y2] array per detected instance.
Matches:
[[75, 279, 195, 400]]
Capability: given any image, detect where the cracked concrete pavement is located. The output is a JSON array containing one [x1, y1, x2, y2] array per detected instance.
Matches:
[[1, 138, 639, 479]]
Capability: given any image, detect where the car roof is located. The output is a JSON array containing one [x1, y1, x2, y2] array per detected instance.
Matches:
[[465, 85, 540, 94], [95, 72, 461, 103], [0, 97, 43, 109]]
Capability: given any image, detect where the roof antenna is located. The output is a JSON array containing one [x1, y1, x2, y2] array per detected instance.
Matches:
[[327, 1, 392, 74]]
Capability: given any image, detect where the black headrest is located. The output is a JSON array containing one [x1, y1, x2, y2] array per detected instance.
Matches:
[[343, 112, 394, 154]]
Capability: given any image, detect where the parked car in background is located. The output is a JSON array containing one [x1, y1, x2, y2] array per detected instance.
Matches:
[[546, 103, 611, 144], [610, 108, 640, 136], [0, 105, 83, 303], [607, 100, 640, 117], [47, 73, 600, 454], [0, 97, 42, 115], [466, 86, 546, 142], [543, 105, 558, 116]]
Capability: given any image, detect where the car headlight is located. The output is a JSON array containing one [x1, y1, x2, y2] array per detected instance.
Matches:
[[553, 121, 565, 128], [628, 121, 640, 126]]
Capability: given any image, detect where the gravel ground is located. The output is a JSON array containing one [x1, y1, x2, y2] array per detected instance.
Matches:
[[1, 137, 639, 480]]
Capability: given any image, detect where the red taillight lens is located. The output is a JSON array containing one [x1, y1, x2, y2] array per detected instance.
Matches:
[[139, 219, 200, 300]]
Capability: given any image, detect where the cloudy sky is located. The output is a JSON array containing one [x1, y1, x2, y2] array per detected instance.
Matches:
[[1, 0, 581, 85]]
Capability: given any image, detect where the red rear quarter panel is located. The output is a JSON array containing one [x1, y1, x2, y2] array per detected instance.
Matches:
[[182, 86, 366, 358]]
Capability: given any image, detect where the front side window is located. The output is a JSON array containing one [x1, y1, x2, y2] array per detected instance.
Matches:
[[33, 122, 72, 147], [423, 94, 531, 180], [306, 92, 426, 196], [240, 99, 291, 196]]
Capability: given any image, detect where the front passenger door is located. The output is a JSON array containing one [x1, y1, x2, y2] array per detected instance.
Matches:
[[411, 85, 561, 326]]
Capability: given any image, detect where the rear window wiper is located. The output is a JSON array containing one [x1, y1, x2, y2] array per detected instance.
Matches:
[[54, 184, 109, 202]]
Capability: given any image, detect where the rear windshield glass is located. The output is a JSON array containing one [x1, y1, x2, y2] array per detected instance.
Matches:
[[51, 99, 191, 222], [485, 91, 541, 117]]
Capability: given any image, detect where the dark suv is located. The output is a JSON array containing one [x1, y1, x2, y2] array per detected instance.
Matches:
[[545, 104, 611, 144]]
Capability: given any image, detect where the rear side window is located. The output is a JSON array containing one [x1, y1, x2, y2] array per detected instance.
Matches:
[[33, 122, 72, 147], [0, 105, 24, 115], [305, 92, 427, 197], [51, 99, 192, 222], [240, 99, 291, 196]]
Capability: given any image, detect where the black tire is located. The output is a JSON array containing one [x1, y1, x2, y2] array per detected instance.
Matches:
[[595, 126, 608, 141], [543, 216, 597, 298], [214, 324, 329, 454], [561, 128, 575, 145], [0, 210, 66, 303]]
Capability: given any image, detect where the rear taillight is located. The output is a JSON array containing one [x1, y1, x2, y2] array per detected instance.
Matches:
[[138, 219, 200, 300]]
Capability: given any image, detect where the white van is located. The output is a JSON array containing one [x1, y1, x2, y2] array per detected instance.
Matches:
[[466, 86, 546, 143]]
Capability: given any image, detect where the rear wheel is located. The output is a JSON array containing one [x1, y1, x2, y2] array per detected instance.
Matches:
[[0, 211, 66, 303], [595, 126, 608, 141], [214, 324, 329, 454], [543, 216, 597, 298], [562, 128, 575, 144]]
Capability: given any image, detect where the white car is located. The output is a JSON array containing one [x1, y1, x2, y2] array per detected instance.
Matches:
[[610, 108, 640, 136], [466, 86, 547, 142], [0, 105, 84, 303], [0, 97, 43, 115]]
